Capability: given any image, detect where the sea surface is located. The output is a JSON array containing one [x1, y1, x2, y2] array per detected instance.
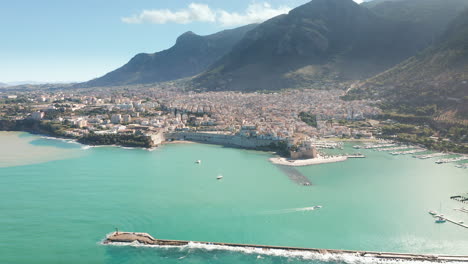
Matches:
[[0, 132, 467, 264]]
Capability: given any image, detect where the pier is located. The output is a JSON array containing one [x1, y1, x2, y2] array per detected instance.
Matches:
[[414, 152, 450, 159], [451, 195, 468, 204], [391, 148, 426, 155], [433, 215, 468, 229], [436, 156, 468, 164], [103, 232, 468, 262]]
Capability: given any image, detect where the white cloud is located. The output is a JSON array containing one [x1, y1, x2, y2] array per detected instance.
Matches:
[[217, 3, 291, 26], [122, 3, 216, 24], [122, 2, 291, 26]]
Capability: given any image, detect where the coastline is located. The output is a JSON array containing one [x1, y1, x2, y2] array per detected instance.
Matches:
[[163, 140, 196, 145], [269, 155, 348, 166]]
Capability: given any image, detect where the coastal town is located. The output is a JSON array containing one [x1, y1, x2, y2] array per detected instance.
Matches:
[[0, 86, 379, 146], [0, 85, 466, 164]]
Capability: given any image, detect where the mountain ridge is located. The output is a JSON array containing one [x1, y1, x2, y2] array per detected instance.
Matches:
[[81, 24, 257, 87], [192, 0, 465, 92]]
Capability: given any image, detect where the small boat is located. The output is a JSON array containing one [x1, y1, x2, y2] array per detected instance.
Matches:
[[428, 211, 437, 216], [217, 175, 223, 180], [313, 205, 322, 209], [195, 160, 201, 164], [435, 217, 446, 223]]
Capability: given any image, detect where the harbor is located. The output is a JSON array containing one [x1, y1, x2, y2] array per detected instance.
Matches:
[[103, 232, 468, 263]]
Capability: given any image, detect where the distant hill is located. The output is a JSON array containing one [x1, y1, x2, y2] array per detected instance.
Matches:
[[192, 0, 466, 92], [81, 24, 256, 87], [347, 8, 468, 118], [0, 82, 7, 87]]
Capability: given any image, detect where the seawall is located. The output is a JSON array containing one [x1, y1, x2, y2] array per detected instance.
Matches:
[[103, 232, 468, 263], [166, 132, 280, 150]]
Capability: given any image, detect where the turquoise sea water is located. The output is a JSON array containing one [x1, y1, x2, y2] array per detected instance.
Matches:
[[0, 132, 467, 264]]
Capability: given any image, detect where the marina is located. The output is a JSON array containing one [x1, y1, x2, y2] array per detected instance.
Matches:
[[414, 152, 451, 159], [375, 146, 411, 152], [435, 156, 468, 164], [103, 232, 468, 263], [390, 148, 426, 155]]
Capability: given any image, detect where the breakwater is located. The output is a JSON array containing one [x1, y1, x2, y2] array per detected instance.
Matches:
[[103, 232, 468, 263]]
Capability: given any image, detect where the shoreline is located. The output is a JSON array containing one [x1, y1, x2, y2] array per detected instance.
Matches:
[[269, 155, 348, 166], [163, 140, 196, 145]]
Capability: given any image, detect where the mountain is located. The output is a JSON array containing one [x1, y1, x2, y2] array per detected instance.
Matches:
[[348, 8, 468, 118], [193, 0, 468, 92], [0, 82, 7, 87], [82, 24, 257, 87], [364, 0, 468, 37]]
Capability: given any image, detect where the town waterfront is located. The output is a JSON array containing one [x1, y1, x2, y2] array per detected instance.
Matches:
[[0, 132, 467, 264]]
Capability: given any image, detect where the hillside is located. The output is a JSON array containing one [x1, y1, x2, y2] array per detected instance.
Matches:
[[365, 0, 468, 42], [81, 24, 256, 87], [347, 8, 468, 119], [192, 0, 465, 92]]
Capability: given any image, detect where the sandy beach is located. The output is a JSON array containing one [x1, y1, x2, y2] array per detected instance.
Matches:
[[269, 155, 348, 166]]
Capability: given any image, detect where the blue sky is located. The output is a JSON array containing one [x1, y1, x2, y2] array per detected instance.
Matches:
[[0, 0, 363, 83]]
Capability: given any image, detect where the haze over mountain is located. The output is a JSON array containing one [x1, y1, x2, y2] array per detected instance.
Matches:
[[348, 7, 468, 118], [82, 24, 256, 87], [193, 0, 468, 91]]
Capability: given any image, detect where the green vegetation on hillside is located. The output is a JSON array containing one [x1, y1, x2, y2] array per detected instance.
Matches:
[[299, 112, 318, 127]]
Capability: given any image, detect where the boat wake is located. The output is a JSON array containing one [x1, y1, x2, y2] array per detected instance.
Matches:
[[102, 241, 454, 264], [261, 206, 322, 215]]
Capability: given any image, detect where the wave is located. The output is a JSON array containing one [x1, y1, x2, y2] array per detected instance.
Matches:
[[102, 241, 454, 264]]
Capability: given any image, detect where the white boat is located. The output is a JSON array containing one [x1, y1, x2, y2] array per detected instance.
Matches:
[[217, 175, 223, 180], [195, 160, 201, 164], [313, 205, 323, 209], [428, 210, 437, 215], [435, 217, 446, 223]]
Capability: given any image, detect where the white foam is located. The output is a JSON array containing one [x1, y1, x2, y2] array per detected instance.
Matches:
[[262, 206, 322, 215], [102, 241, 457, 264], [81, 145, 94, 150], [121, 147, 137, 150]]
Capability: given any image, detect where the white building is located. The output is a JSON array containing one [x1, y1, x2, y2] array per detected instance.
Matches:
[[31, 111, 45, 120]]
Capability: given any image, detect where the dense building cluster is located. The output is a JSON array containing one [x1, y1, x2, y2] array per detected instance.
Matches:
[[0, 87, 381, 144]]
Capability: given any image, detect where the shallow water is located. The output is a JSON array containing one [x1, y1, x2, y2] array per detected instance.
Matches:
[[0, 132, 467, 264]]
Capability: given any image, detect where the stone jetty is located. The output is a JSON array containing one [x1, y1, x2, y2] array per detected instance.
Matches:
[[103, 232, 468, 263]]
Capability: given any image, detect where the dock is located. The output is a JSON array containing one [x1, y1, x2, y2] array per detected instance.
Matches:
[[414, 152, 450, 159], [454, 208, 468, 214], [436, 156, 468, 164], [451, 195, 468, 204], [390, 148, 426, 155], [434, 215, 468, 229], [103, 232, 468, 262]]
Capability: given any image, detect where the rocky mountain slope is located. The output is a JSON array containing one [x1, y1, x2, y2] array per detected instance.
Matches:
[[82, 24, 256, 87]]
